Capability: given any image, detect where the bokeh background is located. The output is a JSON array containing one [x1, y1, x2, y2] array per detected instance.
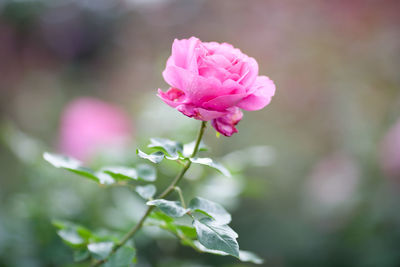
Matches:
[[1, 0, 400, 266]]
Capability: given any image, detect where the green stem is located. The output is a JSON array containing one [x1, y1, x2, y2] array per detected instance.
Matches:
[[92, 121, 207, 266], [174, 186, 186, 209]]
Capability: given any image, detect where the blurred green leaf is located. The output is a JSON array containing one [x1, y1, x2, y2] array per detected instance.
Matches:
[[189, 197, 231, 225], [135, 184, 156, 200], [238, 250, 264, 264], [148, 137, 183, 159], [183, 141, 208, 157], [88, 242, 114, 260], [104, 245, 136, 267], [148, 211, 174, 224], [58, 228, 85, 247], [95, 172, 116, 185], [146, 199, 189, 218], [73, 249, 90, 262], [52, 220, 92, 248], [193, 241, 263, 264], [43, 152, 99, 182], [193, 218, 239, 257], [190, 157, 231, 177], [136, 149, 164, 163], [136, 164, 156, 181], [101, 166, 138, 181]]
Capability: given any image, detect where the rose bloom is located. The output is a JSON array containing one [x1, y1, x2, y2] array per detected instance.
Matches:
[[380, 118, 400, 179], [58, 97, 132, 161], [158, 37, 275, 136]]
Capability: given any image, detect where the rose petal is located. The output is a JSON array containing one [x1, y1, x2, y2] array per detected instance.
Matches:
[[203, 93, 246, 111], [237, 76, 276, 111], [157, 88, 186, 108], [167, 37, 202, 73], [237, 56, 258, 88], [211, 108, 243, 136], [176, 104, 227, 121]]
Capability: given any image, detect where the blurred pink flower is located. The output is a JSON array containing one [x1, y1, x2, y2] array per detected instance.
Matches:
[[306, 153, 359, 208], [158, 37, 275, 136], [58, 97, 132, 161], [380, 118, 400, 178]]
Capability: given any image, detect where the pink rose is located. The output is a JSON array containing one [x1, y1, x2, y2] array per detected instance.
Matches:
[[158, 37, 275, 136], [58, 97, 132, 161]]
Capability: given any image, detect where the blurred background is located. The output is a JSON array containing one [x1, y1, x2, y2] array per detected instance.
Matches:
[[1, 0, 400, 266]]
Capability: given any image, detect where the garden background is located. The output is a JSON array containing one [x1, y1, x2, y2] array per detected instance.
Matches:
[[1, 1, 400, 266]]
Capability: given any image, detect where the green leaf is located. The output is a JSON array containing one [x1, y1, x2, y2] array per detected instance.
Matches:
[[193, 242, 263, 264], [146, 199, 189, 218], [135, 184, 156, 200], [87, 242, 114, 260], [189, 197, 231, 225], [136, 164, 156, 181], [147, 212, 197, 248], [149, 211, 174, 224], [53, 220, 93, 247], [175, 225, 197, 240], [238, 250, 264, 264], [137, 149, 164, 163], [43, 152, 99, 182], [95, 172, 116, 185], [58, 228, 85, 246], [104, 245, 136, 267], [148, 138, 183, 159], [101, 166, 138, 181], [73, 249, 90, 262], [183, 141, 208, 157], [193, 218, 239, 257], [190, 157, 231, 177], [193, 240, 228, 255]]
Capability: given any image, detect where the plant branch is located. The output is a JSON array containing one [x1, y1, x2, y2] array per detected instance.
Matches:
[[174, 186, 186, 208], [92, 121, 207, 266]]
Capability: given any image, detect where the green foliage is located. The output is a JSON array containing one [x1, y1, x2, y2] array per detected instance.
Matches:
[[43, 152, 99, 182], [44, 137, 262, 265], [44, 152, 157, 185], [193, 242, 264, 264], [136, 164, 156, 181], [100, 166, 138, 181], [146, 199, 189, 218], [149, 137, 183, 159], [193, 217, 239, 257], [104, 245, 136, 267], [52, 220, 124, 263], [189, 157, 231, 177], [136, 149, 164, 163], [148, 211, 197, 247], [73, 249, 90, 262], [182, 141, 208, 157], [189, 197, 231, 225], [135, 184, 156, 200], [87, 242, 114, 260], [238, 250, 264, 264], [52, 220, 93, 248]]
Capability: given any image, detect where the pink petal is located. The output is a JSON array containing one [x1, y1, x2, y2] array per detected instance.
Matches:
[[237, 56, 258, 88], [168, 37, 202, 73], [237, 76, 276, 111], [211, 108, 243, 137], [162, 65, 195, 93], [176, 104, 227, 121], [157, 88, 186, 108], [203, 93, 246, 111]]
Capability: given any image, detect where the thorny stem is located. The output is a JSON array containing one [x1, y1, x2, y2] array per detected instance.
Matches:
[[92, 121, 207, 266]]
